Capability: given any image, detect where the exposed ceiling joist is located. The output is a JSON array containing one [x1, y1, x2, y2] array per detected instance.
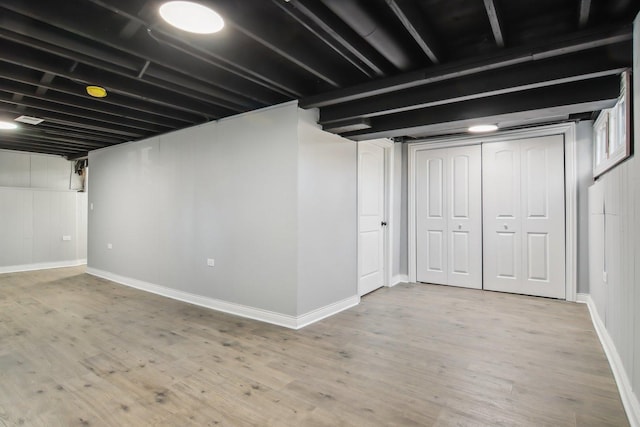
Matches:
[[340, 75, 620, 140], [300, 26, 632, 108], [579, 0, 592, 28], [289, 0, 394, 77], [483, 0, 505, 47], [385, 0, 440, 64], [319, 42, 631, 125]]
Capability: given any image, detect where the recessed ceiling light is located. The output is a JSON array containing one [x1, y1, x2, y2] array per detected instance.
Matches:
[[468, 124, 498, 133], [159, 1, 225, 34], [86, 86, 107, 98], [0, 121, 18, 130]]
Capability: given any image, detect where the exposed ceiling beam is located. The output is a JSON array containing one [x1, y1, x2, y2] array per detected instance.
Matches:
[[0, 138, 78, 155], [338, 75, 620, 140], [0, 63, 203, 124], [483, 0, 505, 47], [0, 23, 249, 113], [209, 1, 356, 88], [0, 43, 223, 120], [83, 0, 305, 98], [2, 133, 107, 150], [0, 1, 289, 106], [34, 72, 55, 96], [300, 26, 632, 108], [289, 0, 394, 77], [321, 0, 413, 70], [0, 93, 173, 134], [270, 0, 376, 79], [385, 0, 440, 64], [319, 42, 630, 124], [0, 105, 145, 138], [579, 0, 592, 28], [0, 79, 189, 129], [19, 127, 120, 145]]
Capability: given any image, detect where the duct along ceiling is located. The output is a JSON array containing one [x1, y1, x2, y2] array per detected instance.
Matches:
[[0, 0, 637, 158]]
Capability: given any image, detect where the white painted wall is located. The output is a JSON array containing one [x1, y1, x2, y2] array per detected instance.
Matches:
[[0, 150, 87, 272], [297, 109, 357, 314], [576, 121, 594, 294], [87, 102, 358, 324], [583, 14, 640, 424]]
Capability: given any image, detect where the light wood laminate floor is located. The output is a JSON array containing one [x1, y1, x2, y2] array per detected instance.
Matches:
[[0, 267, 628, 426]]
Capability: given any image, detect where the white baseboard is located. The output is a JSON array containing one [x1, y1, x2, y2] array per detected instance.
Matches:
[[577, 293, 640, 426], [86, 267, 358, 330], [389, 274, 409, 287], [0, 259, 87, 274]]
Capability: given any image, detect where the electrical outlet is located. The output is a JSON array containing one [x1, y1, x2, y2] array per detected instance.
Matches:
[[107, 243, 113, 249], [603, 271, 608, 283], [62, 235, 71, 241], [90, 203, 94, 210], [207, 258, 215, 267]]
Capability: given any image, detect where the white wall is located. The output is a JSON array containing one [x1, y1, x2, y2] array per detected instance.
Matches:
[[88, 102, 358, 325], [0, 150, 87, 272], [576, 121, 594, 294], [584, 14, 640, 424], [297, 109, 357, 315]]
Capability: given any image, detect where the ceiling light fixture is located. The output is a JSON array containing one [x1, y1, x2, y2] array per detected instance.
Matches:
[[0, 121, 18, 130], [159, 1, 225, 34], [86, 86, 107, 98], [468, 124, 498, 133]]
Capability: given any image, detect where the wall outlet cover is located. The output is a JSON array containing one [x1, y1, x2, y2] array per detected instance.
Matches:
[[62, 235, 72, 241], [207, 258, 215, 267]]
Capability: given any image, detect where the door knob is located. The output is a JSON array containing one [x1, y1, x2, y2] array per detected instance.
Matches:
[[381, 221, 388, 227], [458, 224, 462, 229], [503, 224, 508, 229]]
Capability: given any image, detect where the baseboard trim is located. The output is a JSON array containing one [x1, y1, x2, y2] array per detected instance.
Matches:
[[296, 295, 360, 329], [389, 274, 409, 287], [577, 293, 640, 426], [0, 259, 87, 274], [86, 267, 358, 330]]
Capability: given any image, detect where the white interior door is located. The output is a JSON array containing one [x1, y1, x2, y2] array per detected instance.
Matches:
[[416, 145, 482, 289], [358, 141, 385, 296], [483, 135, 565, 298]]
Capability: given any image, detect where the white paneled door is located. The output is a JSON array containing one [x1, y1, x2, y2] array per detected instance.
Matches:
[[416, 145, 482, 289], [483, 135, 565, 298], [358, 141, 385, 296]]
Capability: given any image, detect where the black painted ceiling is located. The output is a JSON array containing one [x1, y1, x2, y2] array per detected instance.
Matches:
[[0, 0, 637, 158]]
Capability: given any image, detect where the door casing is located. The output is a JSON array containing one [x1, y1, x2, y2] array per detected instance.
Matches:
[[407, 123, 578, 301]]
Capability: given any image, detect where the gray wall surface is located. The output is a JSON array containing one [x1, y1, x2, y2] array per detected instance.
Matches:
[[0, 150, 86, 269], [575, 121, 594, 294], [296, 109, 357, 315], [88, 103, 358, 318]]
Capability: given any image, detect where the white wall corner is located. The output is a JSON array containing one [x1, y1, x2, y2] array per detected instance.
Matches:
[[578, 293, 640, 426], [390, 274, 409, 287], [0, 259, 87, 274]]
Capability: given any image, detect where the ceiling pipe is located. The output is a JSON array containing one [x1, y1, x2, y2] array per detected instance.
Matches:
[[321, 0, 413, 71]]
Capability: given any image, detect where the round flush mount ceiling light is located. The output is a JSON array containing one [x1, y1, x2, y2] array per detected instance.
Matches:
[[86, 85, 107, 98], [159, 1, 225, 34], [468, 124, 498, 133], [0, 121, 18, 130]]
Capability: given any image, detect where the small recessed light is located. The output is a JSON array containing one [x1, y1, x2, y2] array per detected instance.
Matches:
[[86, 86, 107, 98], [159, 1, 225, 34], [0, 121, 18, 130], [468, 124, 498, 133]]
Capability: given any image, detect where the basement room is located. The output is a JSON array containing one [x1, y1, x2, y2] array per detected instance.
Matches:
[[1, 0, 639, 425]]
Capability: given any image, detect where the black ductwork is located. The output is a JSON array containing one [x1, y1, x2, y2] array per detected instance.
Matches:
[[321, 0, 413, 70]]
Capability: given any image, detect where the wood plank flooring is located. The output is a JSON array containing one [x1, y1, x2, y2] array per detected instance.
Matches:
[[0, 267, 628, 426]]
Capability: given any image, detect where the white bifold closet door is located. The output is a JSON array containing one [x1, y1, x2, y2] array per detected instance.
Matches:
[[482, 135, 565, 299], [416, 145, 482, 289]]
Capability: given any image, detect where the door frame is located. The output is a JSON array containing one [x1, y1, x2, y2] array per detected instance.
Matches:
[[357, 138, 394, 295], [407, 123, 578, 301]]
